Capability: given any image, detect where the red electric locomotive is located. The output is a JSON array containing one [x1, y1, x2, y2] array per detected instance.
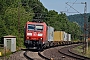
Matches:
[[24, 21, 47, 49]]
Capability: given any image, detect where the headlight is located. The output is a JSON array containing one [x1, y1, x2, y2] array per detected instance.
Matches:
[[38, 34, 43, 36], [40, 38, 42, 40], [27, 33, 32, 36], [27, 37, 29, 39]]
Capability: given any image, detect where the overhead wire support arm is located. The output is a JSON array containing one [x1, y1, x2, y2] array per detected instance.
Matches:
[[66, 2, 84, 17], [66, 0, 77, 12], [60, 11, 78, 13]]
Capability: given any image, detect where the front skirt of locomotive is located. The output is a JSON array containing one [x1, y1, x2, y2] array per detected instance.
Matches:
[[24, 40, 43, 49]]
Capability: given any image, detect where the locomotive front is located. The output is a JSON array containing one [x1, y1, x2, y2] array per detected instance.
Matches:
[[24, 21, 47, 49]]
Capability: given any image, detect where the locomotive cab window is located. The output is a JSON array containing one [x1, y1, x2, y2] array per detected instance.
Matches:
[[36, 25, 43, 31], [28, 24, 35, 30]]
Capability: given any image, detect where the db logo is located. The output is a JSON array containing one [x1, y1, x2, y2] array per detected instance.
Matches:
[[33, 32, 37, 36], [33, 34, 36, 36]]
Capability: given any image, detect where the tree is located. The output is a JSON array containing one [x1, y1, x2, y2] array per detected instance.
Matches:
[[3, 6, 34, 46]]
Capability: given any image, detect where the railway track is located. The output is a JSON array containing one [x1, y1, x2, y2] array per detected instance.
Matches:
[[24, 49, 50, 60], [23, 44, 90, 60], [42, 45, 79, 60], [23, 45, 69, 60], [58, 44, 90, 60], [8, 44, 88, 60], [24, 51, 34, 60]]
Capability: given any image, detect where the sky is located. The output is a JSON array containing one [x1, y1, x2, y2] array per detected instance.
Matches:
[[40, 0, 90, 15]]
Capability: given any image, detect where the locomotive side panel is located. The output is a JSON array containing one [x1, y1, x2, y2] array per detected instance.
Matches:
[[42, 22, 47, 43]]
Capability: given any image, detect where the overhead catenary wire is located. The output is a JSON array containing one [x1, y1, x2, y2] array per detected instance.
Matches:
[[66, 0, 77, 12], [66, 2, 84, 17]]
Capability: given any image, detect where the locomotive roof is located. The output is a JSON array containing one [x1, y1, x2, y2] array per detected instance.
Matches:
[[26, 21, 46, 25]]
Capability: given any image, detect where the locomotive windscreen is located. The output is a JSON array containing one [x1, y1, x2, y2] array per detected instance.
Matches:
[[28, 24, 43, 31], [28, 24, 35, 30], [36, 25, 43, 30]]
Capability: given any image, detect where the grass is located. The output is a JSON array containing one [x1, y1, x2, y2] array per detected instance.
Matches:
[[85, 41, 90, 57], [86, 47, 90, 57], [74, 45, 83, 53], [73, 41, 90, 58], [0, 48, 12, 56], [0, 45, 25, 56], [0, 48, 4, 56], [0, 48, 13, 60]]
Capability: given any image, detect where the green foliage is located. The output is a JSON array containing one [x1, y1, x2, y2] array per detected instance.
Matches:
[[68, 13, 90, 29], [0, 0, 34, 45], [68, 13, 90, 40]]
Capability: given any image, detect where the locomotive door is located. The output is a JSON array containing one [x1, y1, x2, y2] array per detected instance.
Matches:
[[7, 39, 11, 50]]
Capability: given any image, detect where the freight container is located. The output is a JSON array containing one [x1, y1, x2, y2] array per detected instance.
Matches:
[[54, 31, 64, 41], [67, 34, 71, 41], [47, 26, 54, 41], [60, 31, 64, 41], [54, 31, 60, 41], [63, 32, 68, 41]]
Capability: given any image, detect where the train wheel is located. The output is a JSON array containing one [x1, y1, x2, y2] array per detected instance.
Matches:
[[26, 46, 29, 49], [37, 44, 43, 51]]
